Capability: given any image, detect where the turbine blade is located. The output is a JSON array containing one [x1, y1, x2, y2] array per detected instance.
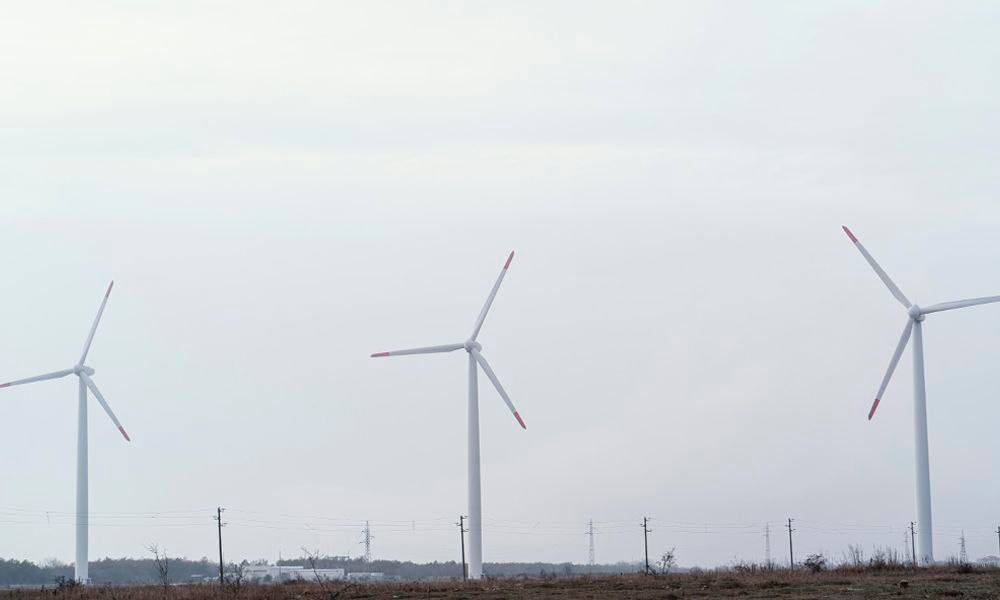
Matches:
[[921, 295, 1000, 315], [80, 281, 114, 365], [370, 343, 464, 358], [79, 372, 130, 441], [470, 251, 514, 341], [842, 227, 911, 309], [0, 368, 75, 389], [471, 349, 525, 429], [869, 318, 914, 420]]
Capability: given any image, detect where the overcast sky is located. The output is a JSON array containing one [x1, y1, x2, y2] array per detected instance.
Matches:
[[1, 1, 999, 569]]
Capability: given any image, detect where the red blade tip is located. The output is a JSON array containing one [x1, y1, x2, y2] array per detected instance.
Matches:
[[868, 398, 880, 420], [0, 383, 9, 388], [106, 281, 115, 298], [118, 425, 131, 441], [371, 352, 390, 358], [514, 411, 526, 429], [504, 251, 514, 270], [842, 226, 858, 243]]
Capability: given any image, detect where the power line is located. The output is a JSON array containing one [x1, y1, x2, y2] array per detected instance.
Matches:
[[764, 523, 771, 566], [588, 519, 596, 568], [213, 507, 226, 587], [641, 517, 652, 575], [457, 516, 468, 581], [903, 527, 910, 565], [786, 518, 795, 570], [360, 521, 373, 563]]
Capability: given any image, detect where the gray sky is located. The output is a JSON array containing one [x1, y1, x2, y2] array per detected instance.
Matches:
[[1, 1, 999, 568]]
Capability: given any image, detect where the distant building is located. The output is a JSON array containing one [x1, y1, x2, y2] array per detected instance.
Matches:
[[304, 568, 348, 581], [240, 564, 345, 583], [346, 572, 384, 582]]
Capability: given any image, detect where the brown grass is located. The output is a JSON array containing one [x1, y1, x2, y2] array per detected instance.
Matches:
[[8, 568, 1000, 600]]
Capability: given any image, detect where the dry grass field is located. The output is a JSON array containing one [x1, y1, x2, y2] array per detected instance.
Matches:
[[6, 568, 1000, 600]]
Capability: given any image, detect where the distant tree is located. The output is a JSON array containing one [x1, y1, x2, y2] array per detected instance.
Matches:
[[659, 548, 677, 574], [147, 544, 170, 588]]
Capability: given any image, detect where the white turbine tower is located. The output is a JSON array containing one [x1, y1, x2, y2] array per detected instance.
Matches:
[[371, 251, 525, 580], [843, 226, 1000, 566], [0, 282, 130, 583]]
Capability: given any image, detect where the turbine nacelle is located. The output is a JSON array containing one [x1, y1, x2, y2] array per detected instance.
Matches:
[[908, 305, 924, 321], [73, 365, 96, 376], [464, 340, 482, 353]]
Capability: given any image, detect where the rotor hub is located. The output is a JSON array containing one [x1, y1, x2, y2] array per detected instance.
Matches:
[[908, 305, 924, 321], [464, 340, 482, 352]]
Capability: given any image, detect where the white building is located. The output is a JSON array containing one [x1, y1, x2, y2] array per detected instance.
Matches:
[[345, 572, 384, 582], [239, 564, 346, 583]]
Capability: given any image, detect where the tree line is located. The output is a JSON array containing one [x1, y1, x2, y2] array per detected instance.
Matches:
[[0, 555, 643, 585]]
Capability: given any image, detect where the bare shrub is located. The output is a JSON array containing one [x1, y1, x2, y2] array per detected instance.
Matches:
[[843, 544, 865, 568], [302, 547, 351, 600], [659, 549, 676, 575], [803, 554, 827, 573], [731, 561, 759, 575], [225, 561, 245, 597]]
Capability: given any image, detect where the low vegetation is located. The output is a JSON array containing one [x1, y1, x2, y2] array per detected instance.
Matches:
[[0, 567, 997, 599]]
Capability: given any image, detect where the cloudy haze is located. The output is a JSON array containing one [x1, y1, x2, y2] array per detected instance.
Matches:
[[1, 1, 999, 568]]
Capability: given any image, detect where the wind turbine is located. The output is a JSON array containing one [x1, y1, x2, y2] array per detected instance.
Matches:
[[843, 226, 1000, 565], [0, 282, 129, 583], [371, 251, 525, 580]]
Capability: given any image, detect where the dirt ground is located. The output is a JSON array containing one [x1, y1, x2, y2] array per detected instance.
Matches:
[[7, 569, 1000, 599]]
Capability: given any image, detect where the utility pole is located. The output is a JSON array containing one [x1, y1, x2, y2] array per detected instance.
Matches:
[[361, 521, 373, 563], [996, 525, 999, 558], [786, 518, 794, 570], [588, 520, 596, 569], [213, 507, 225, 586], [457, 516, 468, 581], [764, 523, 772, 566], [910, 522, 917, 567], [641, 517, 652, 575]]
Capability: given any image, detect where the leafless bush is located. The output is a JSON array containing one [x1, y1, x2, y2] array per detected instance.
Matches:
[[947, 557, 977, 574], [732, 561, 762, 574], [302, 547, 351, 600], [147, 544, 170, 589], [803, 554, 827, 573], [659, 548, 676, 574], [843, 544, 865, 568], [225, 561, 245, 597], [866, 546, 903, 571]]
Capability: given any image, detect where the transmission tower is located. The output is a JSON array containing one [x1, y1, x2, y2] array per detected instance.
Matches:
[[587, 520, 596, 567], [764, 523, 772, 566], [959, 530, 968, 564], [360, 521, 373, 563]]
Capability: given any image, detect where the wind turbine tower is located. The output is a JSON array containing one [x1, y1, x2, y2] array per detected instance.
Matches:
[[371, 251, 526, 579], [843, 226, 1000, 565], [0, 282, 129, 583]]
